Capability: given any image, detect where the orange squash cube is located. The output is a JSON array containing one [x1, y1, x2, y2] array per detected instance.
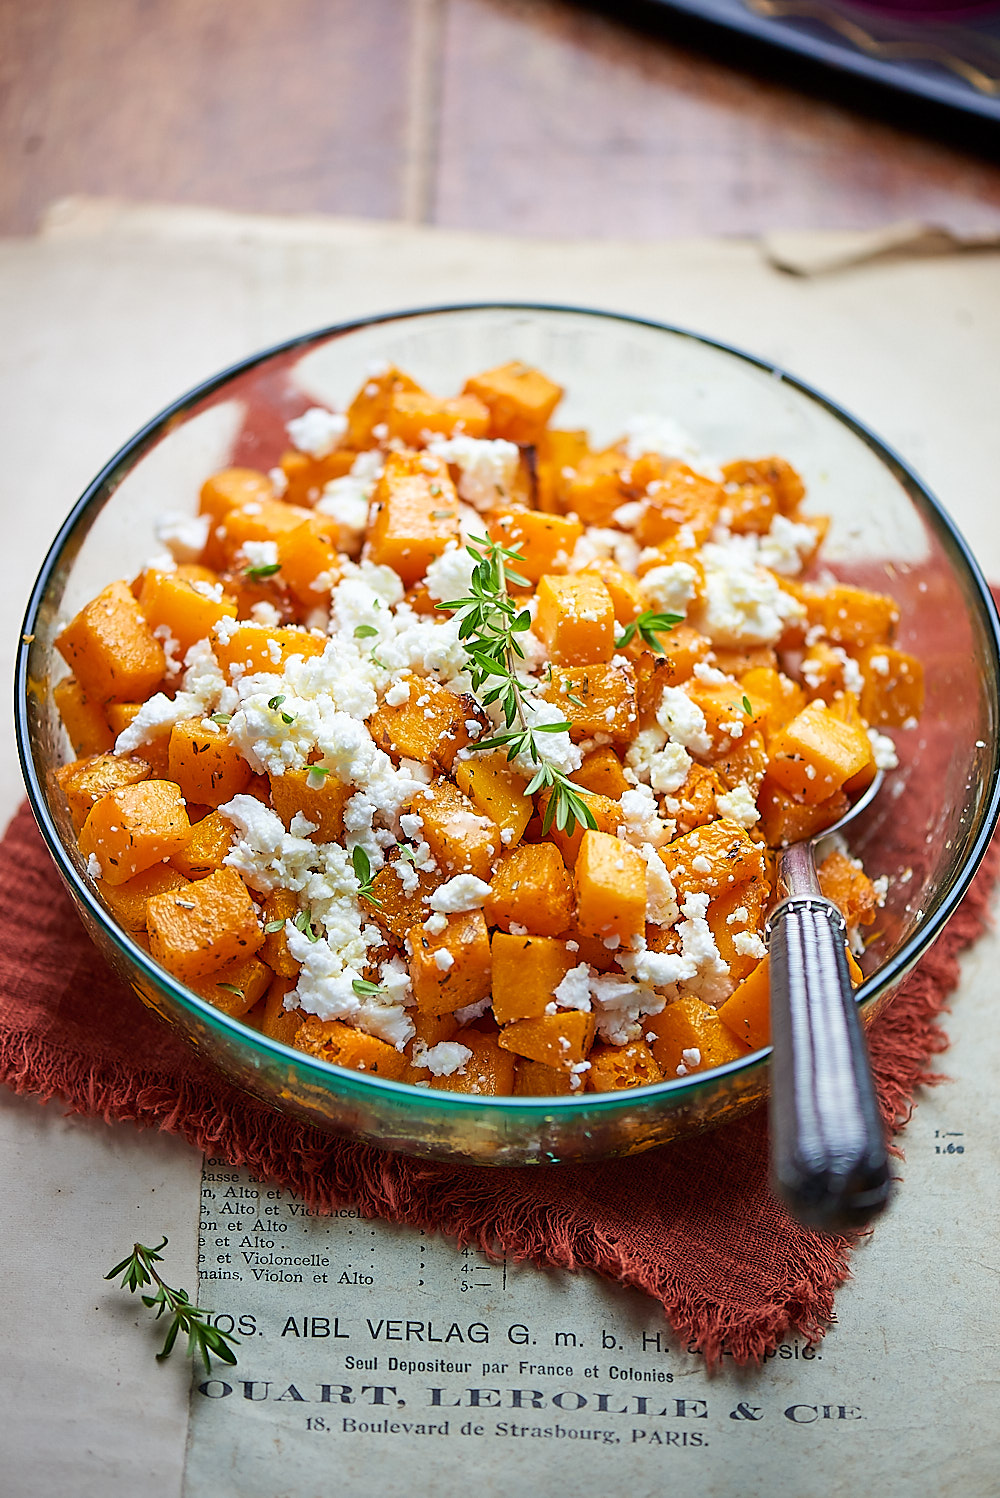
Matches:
[[454, 753, 533, 850], [546, 790, 623, 869], [534, 572, 615, 667], [819, 584, 899, 649], [386, 390, 491, 445], [498, 1010, 596, 1072], [294, 1016, 409, 1080], [277, 514, 343, 609], [53, 751, 153, 832], [817, 850, 877, 927], [430, 1027, 517, 1095], [538, 659, 638, 745], [170, 809, 234, 879], [364, 863, 441, 945], [716, 957, 771, 1052], [407, 910, 493, 1014], [561, 448, 627, 526], [490, 932, 576, 1024], [756, 775, 850, 849], [95, 864, 191, 932], [259, 975, 308, 1045], [168, 718, 253, 808], [534, 428, 590, 513], [634, 466, 723, 548], [721, 456, 805, 516], [146, 865, 262, 982], [79, 779, 192, 885], [660, 820, 766, 900], [738, 667, 806, 737], [646, 996, 751, 1076], [574, 830, 646, 942], [484, 843, 574, 936], [684, 677, 764, 757], [574, 746, 630, 801], [669, 763, 725, 837], [259, 887, 301, 978], [768, 702, 875, 806], [707, 876, 771, 984], [267, 766, 352, 842], [138, 569, 238, 658], [369, 679, 485, 773], [581, 558, 647, 625], [588, 1040, 662, 1092], [858, 646, 924, 729], [366, 450, 461, 587], [722, 481, 777, 535], [198, 467, 275, 524], [514, 1057, 576, 1096], [56, 579, 165, 706], [53, 677, 114, 756], [212, 623, 326, 679], [487, 509, 582, 584], [415, 779, 500, 880], [462, 361, 563, 445], [188, 955, 271, 1018], [344, 364, 423, 450]]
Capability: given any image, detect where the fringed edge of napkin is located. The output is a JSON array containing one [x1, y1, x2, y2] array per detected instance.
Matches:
[[2, 838, 995, 1367]]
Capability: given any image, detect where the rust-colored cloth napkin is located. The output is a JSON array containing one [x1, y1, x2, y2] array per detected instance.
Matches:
[[1, 801, 995, 1365]]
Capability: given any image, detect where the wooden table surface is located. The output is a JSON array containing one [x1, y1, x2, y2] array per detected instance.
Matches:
[[2, 0, 1000, 239]]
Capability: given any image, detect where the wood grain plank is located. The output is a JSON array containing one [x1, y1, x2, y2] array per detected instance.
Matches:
[[433, 0, 1000, 236], [0, 0, 416, 232]]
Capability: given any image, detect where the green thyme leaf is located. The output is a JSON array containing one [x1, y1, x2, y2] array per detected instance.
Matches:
[[263, 918, 286, 934], [354, 624, 379, 639], [245, 562, 281, 580], [210, 713, 232, 727], [352, 977, 386, 998], [615, 610, 684, 654], [216, 982, 245, 997]]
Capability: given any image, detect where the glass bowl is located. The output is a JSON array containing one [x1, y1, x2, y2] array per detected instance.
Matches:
[[15, 304, 1000, 1166]]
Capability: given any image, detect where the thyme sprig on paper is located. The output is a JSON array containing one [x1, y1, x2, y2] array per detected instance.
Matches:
[[437, 536, 598, 837], [106, 1238, 239, 1371]]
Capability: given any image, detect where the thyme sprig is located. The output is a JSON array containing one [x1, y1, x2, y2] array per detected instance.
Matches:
[[105, 1238, 239, 1371], [352, 845, 381, 907], [614, 609, 684, 655], [436, 536, 598, 837]]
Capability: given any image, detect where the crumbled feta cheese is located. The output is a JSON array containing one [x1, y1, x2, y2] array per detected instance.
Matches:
[[239, 538, 279, 570], [868, 728, 899, 771], [86, 853, 102, 879], [424, 541, 477, 604], [697, 540, 805, 647], [287, 406, 347, 459], [428, 435, 519, 511], [732, 931, 767, 959], [639, 842, 679, 926], [641, 563, 697, 618], [553, 964, 593, 1012], [715, 783, 760, 828], [433, 948, 455, 971], [621, 413, 705, 467], [428, 875, 491, 913], [154, 510, 211, 564], [618, 784, 673, 848], [410, 1040, 472, 1077], [656, 687, 712, 758], [757, 514, 818, 577]]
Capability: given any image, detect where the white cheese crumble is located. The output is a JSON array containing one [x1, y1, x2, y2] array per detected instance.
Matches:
[[656, 687, 712, 758], [154, 510, 211, 564], [287, 406, 348, 459], [714, 783, 760, 828], [428, 435, 519, 511], [641, 563, 697, 618], [553, 964, 593, 1012], [428, 875, 491, 913], [696, 539, 805, 647], [410, 1040, 472, 1077], [868, 728, 899, 771], [621, 413, 706, 467]]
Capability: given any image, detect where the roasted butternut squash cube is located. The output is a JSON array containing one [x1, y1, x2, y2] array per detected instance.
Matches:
[[722, 481, 777, 536], [279, 447, 358, 508], [534, 572, 615, 667], [277, 514, 343, 609], [707, 876, 770, 984], [212, 497, 313, 572], [721, 456, 805, 516], [170, 809, 234, 879], [574, 746, 630, 801], [106, 704, 173, 775], [498, 1010, 596, 1072], [198, 467, 275, 524], [634, 466, 722, 548], [366, 450, 461, 587], [484, 843, 574, 936], [546, 790, 623, 869], [712, 731, 769, 796], [95, 864, 191, 932], [137, 569, 238, 657], [386, 390, 491, 445], [684, 677, 764, 757], [738, 667, 806, 737], [400, 1010, 461, 1082], [768, 703, 875, 806], [587, 1040, 662, 1092], [369, 679, 485, 773], [561, 448, 627, 526], [212, 622, 326, 679], [260, 975, 308, 1045], [487, 509, 582, 584], [454, 753, 533, 850], [660, 819, 765, 900], [168, 718, 253, 807], [535, 428, 590, 513], [146, 865, 262, 981], [574, 830, 646, 942], [415, 779, 500, 880], [491, 932, 576, 1024], [669, 763, 725, 837], [817, 850, 877, 927], [430, 1027, 517, 1095], [463, 361, 563, 445], [858, 646, 924, 729], [716, 957, 771, 1053], [633, 629, 713, 712], [344, 364, 423, 450], [514, 1057, 576, 1096], [79, 779, 192, 885], [581, 558, 647, 625], [819, 585, 899, 649], [294, 1016, 409, 1080], [539, 659, 638, 746], [407, 910, 492, 1014], [267, 766, 352, 842], [53, 676, 114, 756], [364, 863, 440, 945], [259, 887, 302, 977], [757, 776, 849, 849], [53, 751, 153, 832], [188, 955, 271, 1018], [56, 579, 165, 706], [646, 996, 751, 1076]]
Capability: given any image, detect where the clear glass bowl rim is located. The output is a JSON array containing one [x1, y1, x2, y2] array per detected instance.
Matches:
[[14, 300, 1000, 1129]]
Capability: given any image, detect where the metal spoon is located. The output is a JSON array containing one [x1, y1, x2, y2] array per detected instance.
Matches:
[[765, 769, 890, 1234]]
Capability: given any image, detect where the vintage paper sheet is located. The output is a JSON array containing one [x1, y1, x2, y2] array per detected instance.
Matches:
[[1, 202, 999, 1497]]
